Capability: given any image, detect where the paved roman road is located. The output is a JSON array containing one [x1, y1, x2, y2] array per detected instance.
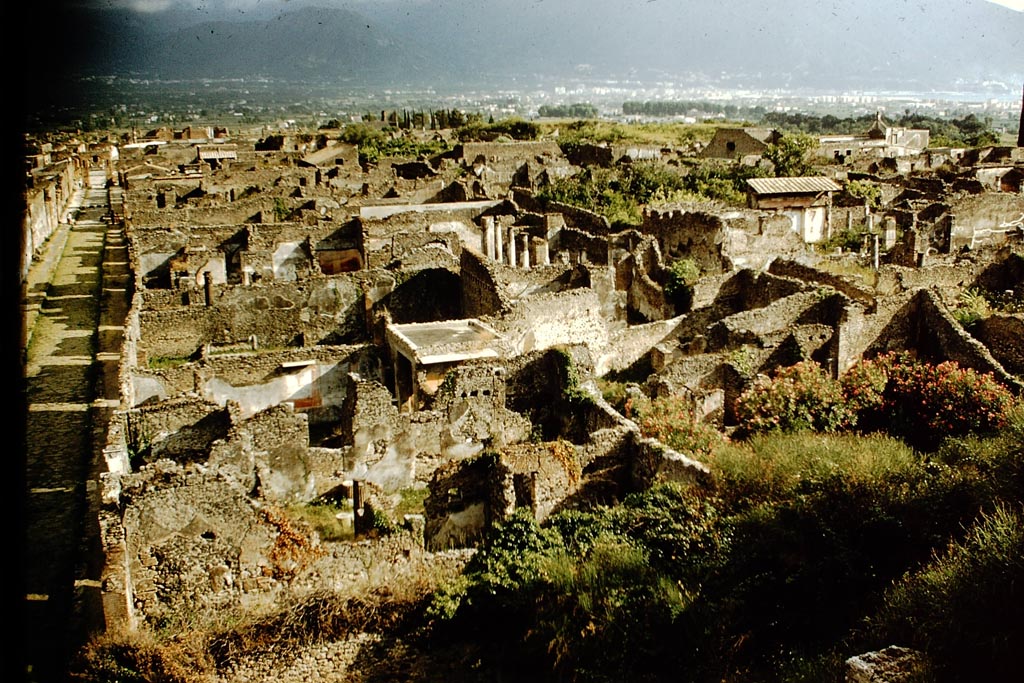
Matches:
[[21, 169, 130, 683]]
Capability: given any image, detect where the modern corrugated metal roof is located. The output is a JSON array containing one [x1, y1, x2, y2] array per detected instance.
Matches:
[[746, 177, 842, 195]]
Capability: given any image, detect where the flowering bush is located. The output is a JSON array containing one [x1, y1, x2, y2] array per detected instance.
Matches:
[[884, 358, 1014, 448], [733, 361, 854, 435], [734, 352, 1016, 449], [631, 393, 726, 458]]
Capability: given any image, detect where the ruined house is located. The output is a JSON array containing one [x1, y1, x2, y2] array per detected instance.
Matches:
[[700, 127, 781, 162], [745, 176, 842, 243]]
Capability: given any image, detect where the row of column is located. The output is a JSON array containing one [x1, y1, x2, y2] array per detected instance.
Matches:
[[482, 216, 550, 269]]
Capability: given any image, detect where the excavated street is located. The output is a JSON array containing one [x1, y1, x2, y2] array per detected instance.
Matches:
[[20, 170, 130, 683]]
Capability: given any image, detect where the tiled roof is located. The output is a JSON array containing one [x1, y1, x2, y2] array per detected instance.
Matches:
[[746, 176, 842, 195]]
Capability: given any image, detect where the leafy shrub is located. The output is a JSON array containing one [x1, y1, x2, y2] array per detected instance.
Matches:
[[883, 357, 1013, 449], [630, 392, 727, 458], [734, 361, 854, 435], [866, 504, 1024, 682], [951, 287, 991, 328], [664, 257, 701, 311], [735, 354, 1016, 450]]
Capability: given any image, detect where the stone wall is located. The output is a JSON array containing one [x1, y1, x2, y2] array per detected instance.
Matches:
[[132, 345, 375, 425], [108, 460, 281, 628], [342, 363, 532, 496], [948, 193, 1024, 251], [914, 289, 1024, 393], [23, 159, 85, 282], [460, 247, 517, 318], [423, 452, 515, 550], [137, 275, 367, 359], [494, 288, 609, 359], [973, 314, 1024, 376], [513, 189, 612, 235], [641, 206, 807, 273], [768, 258, 876, 307], [209, 402, 317, 502], [125, 397, 230, 465], [596, 317, 681, 377]]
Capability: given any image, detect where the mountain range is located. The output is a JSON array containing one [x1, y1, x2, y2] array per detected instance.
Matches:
[[24, 1, 1024, 99]]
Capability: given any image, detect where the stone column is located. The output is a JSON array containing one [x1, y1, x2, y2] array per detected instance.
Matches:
[[203, 270, 213, 306], [507, 227, 517, 267], [495, 219, 504, 263], [484, 216, 495, 260], [883, 217, 897, 250], [531, 236, 550, 267], [521, 234, 531, 269]]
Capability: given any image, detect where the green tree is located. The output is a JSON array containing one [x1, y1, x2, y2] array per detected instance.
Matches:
[[763, 133, 819, 177]]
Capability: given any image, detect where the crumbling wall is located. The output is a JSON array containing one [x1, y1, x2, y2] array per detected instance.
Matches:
[[914, 289, 1023, 392], [631, 435, 712, 490], [769, 259, 876, 307], [703, 291, 843, 353], [500, 441, 582, 521], [948, 193, 1024, 252], [125, 397, 230, 466], [596, 317, 681, 377], [461, 246, 511, 322], [377, 267, 463, 325], [343, 366, 531, 495], [197, 346, 371, 424], [132, 345, 373, 428], [625, 237, 671, 322], [423, 452, 515, 551], [110, 460, 283, 628], [495, 288, 609, 359], [210, 402, 316, 502], [641, 206, 805, 273], [973, 315, 1024, 376], [513, 189, 612, 235], [555, 226, 611, 265], [137, 275, 366, 360]]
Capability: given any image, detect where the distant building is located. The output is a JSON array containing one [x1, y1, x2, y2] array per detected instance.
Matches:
[[817, 112, 930, 163], [700, 128, 781, 162], [746, 176, 842, 243]]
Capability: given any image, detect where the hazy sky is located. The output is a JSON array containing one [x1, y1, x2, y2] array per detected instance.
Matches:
[[89, 0, 1024, 13]]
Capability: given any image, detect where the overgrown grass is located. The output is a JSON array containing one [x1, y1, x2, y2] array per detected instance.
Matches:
[[865, 503, 1024, 682], [286, 502, 353, 543], [428, 410, 1024, 682], [705, 432, 918, 507], [394, 486, 429, 517], [147, 354, 192, 370]]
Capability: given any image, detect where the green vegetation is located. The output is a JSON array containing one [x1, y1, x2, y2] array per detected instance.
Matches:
[[734, 354, 1015, 450], [762, 132, 819, 177], [536, 158, 759, 228], [761, 111, 1002, 148], [623, 100, 767, 121], [286, 502, 353, 543], [425, 381, 1024, 682], [394, 487, 429, 517], [663, 257, 701, 312], [538, 103, 599, 119], [455, 116, 540, 142], [845, 179, 882, 208], [147, 354, 192, 370], [338, 123, 450, 165]]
